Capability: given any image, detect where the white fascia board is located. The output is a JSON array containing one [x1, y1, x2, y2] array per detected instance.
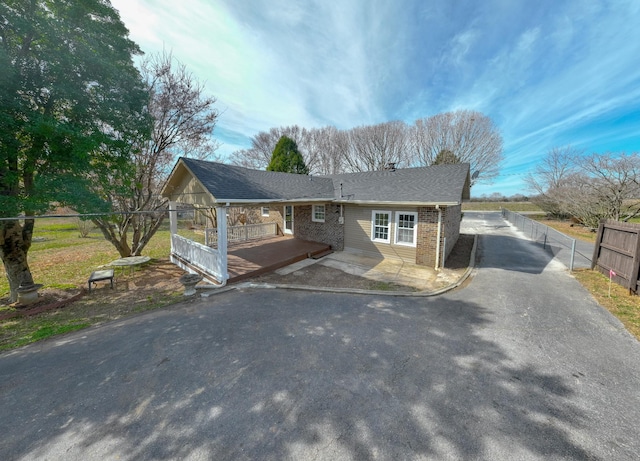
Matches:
[[212, 198, 333, 205], [213, 198, 460, 207], [333, 200, 461, 207]]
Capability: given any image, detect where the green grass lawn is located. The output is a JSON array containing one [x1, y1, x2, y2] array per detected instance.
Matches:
[[0, 218, 201, 298]]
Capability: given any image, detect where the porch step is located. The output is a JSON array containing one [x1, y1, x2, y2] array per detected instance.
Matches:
[[310, 249, 334, 259]]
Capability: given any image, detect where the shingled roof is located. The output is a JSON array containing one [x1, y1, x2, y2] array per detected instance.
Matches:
[[178, 158, 333, 201], [162, 157, 470, 205], [328, 164, 470, 204]]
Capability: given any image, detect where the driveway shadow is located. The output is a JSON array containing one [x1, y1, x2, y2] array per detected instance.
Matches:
[[0, 290, 597, 460], [475, 234, 564, 274]]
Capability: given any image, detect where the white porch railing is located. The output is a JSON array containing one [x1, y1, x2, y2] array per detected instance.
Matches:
[[171, 234, 226, 281], [205, 222, 277, 247]]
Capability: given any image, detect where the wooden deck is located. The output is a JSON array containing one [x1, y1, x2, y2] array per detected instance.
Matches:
[[226, 236, 331, 284]]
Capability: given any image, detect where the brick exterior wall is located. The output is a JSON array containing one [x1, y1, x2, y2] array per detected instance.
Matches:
[[293, 204, 344, 250], [442, 204, 461, 264], [415, 205, 461, 267], [257, 203, 460, 263], [416, 207, 439, 267]]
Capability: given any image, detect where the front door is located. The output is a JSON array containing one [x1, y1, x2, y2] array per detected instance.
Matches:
[[284, 205, 294, 234]]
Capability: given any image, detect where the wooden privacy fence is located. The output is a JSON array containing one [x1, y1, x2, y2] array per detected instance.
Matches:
[[591, 220, 640, 294]]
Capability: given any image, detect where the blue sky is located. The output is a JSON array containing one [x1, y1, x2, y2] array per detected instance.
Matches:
[[110, 0, 640, 197]]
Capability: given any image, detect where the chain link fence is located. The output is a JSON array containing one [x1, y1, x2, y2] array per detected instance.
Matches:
[[501, 209, 594, 270]]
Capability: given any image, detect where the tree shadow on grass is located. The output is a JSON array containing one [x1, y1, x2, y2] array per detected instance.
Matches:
[[0, 289, 597, 460]]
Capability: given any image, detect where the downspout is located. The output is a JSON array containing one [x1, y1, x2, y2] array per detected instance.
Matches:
[[435, 205, 442, 270]]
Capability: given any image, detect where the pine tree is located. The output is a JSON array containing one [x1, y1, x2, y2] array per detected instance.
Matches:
[[267, 136, 309, 174], [433, 149, 460, 165]]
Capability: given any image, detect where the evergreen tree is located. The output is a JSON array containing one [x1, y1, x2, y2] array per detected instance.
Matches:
[[267, 136, 309, 174], [433, 149, 460, 165]]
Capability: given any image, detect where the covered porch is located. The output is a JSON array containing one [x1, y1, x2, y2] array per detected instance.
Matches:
[[168, 203, 331, 285]]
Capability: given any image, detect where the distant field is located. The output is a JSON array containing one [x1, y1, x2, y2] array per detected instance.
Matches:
[[462, 201, 543, 212]]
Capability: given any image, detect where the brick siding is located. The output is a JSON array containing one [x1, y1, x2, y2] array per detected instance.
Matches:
[[294, 204, 344, 250], [415, 205, 461, 267]]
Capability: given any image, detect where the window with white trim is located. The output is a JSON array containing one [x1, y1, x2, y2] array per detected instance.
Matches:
[[371, 210, 391, 243], [312, 204, 325, 222], [395, 212, 417, 246], [261, 206, 269, 217]]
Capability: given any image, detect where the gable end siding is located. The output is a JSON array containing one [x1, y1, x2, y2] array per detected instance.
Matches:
[[174, 174, 213, 208]]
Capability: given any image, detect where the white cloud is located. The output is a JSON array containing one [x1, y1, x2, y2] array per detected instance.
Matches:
[[110, 0, 640, 194]]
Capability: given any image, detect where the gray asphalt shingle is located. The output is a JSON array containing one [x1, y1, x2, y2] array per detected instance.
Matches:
[[180, 158, 469, 204]]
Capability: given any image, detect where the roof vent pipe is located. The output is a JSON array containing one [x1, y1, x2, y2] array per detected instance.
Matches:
[[386, 162, 396, 171]]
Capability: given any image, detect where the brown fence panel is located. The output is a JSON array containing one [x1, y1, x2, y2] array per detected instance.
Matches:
[[592, 220, 640, 294]]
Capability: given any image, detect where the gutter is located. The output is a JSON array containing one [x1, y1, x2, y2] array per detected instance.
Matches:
[[211, 198, 333, 205], [333, 200, 461, 207], [208, 199, 461, 207]]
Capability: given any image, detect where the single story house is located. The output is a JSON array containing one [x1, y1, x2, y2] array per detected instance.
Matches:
[[161, 158, 470, 284]]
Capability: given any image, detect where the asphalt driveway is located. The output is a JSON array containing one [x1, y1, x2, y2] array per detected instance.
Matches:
[[1, 211, 639, 460]]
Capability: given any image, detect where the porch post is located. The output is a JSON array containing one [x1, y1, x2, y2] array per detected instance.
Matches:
[[216, 205, 229, 282], [169, 201, 178, 251]]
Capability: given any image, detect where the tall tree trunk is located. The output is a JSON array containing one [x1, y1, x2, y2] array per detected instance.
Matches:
[[92, 219, 132, 257], [0, 220, 35, 302]]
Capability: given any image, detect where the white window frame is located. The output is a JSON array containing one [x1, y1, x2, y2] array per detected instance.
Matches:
[[371, 210, 391, 243], [261, 206, 269, 217], [394, 211, 418, 247], [312, 204, 326, 223]]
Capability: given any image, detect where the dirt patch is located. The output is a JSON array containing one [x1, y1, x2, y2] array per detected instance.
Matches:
[[0, 289, 84, 321], [253, 263, 420, 291]]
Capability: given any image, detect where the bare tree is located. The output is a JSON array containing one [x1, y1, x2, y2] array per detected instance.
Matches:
[[526, 146, 581, 218], [412, 110, 503, 185], [578, 152, 640, 222], [526, 146, 580, 193], [528, 149, 640, 227], [92, 51, 220, 257], [343, 121, 409, 172], [305, 126, 345, 175]]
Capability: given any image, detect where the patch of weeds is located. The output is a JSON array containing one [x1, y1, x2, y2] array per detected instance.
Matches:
[[31, 322, 89, 341], [0, 320, 90, 351]]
